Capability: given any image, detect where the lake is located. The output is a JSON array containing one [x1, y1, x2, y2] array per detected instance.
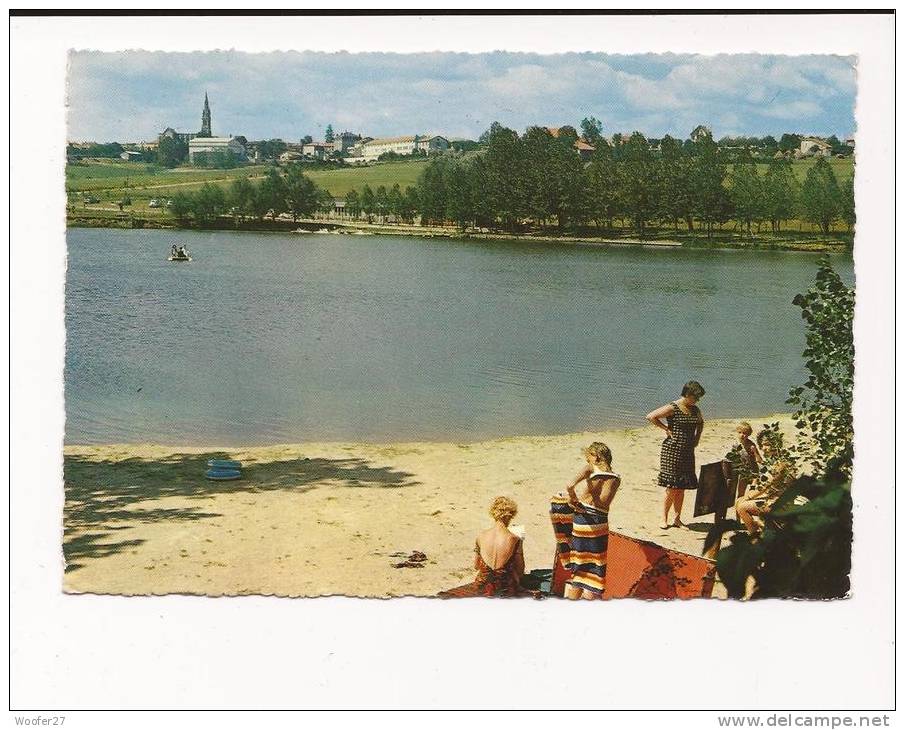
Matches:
[[65, 228, 853, 445]]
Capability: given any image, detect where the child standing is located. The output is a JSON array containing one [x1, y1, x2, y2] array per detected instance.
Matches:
[[725, 422, 763, 499]]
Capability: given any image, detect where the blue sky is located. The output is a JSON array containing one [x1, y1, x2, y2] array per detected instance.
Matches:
[[67, 51, 856, 143]]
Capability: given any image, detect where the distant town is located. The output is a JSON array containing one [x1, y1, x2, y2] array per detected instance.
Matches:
[[66, 93, 856, 250], [67, 92, 855, 168]]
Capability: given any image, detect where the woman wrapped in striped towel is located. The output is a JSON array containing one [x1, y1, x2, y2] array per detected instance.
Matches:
[[557, 442, 621, 601]]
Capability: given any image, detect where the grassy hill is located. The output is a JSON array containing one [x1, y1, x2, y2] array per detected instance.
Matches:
[[66, 158, 431, 215]]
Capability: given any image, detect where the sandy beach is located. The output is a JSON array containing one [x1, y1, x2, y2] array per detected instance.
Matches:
[[63, 414, 795, 597]]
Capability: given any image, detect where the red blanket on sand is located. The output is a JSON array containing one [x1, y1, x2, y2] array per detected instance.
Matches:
[[552, 531, 716, 599]]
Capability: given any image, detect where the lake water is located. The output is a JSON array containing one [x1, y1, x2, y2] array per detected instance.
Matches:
[[65, 228, 853, 445]]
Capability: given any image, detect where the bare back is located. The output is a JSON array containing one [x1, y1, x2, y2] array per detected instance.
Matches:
[[476, 527, 520, 570], [578, 471, 621, 512]]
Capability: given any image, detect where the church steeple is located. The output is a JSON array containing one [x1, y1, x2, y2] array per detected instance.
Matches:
[[200, 92, 212, 137]]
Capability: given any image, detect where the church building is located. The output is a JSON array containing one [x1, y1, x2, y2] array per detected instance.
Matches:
[[186, 93, 247, 162]]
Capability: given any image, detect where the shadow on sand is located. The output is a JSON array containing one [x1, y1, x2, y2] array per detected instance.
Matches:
[[63, 451, 419, 572]]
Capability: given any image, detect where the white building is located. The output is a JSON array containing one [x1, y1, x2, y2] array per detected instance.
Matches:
[[332, 131, 360, 155], [188, 136, 247, 163], [359, 135, 449, 162], [301, 142, 333, 160], [799, 138, 832, 157]]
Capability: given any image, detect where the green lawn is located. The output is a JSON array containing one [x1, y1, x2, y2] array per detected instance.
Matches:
[[303, 160, 428, 196], [761, 157, 854, 183], [65, 158, 430, 214], [66, 159, 274, 192]]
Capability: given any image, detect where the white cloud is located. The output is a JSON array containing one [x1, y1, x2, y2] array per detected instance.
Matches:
[[66, 50, 857, 142]]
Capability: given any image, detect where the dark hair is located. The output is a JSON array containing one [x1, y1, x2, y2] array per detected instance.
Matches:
[[681, 381, 705, 399]]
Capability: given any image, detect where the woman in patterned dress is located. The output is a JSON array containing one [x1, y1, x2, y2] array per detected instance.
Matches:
[[646, 381, 706, 530]]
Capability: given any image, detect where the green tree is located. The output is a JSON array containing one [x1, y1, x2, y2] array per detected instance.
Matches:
[[763, 158, 800, 233], [229, 177, 255, 222], [555, 125, 579, 148], [345, 189, 361, 220], [478, 121, 505, 144], [481, 123, 525, 230], [169, 192, 194, 223], [615, 132, 658, 238], [157, 136, 188, 168], [191, 183, 226, 225], [259, 167, 288, 219], [658, 135, 693, 232], [284, 164, 321, 221], [256, 139, 288, 160], [374, 185, 389, 220], [388, 183, 404, 219], [778, 133, 802, 153], [444, 158, 477, 229], [521, 127, 558, 226], [728, 154, 764, 236], [690, 132, 730, 239], [839, 176, 855, 232], [402, 186, 420, 224], [417, 159, 448, 225], [585, 141, 620, 230], [360, 184, 376, 223], [787, 259, 855, 478], [580, 117, 604, 145], [248, 184, 271, 222], [316, 188, 336, 216], [324, 124, 334, 143], [800, 157, 841, 234]]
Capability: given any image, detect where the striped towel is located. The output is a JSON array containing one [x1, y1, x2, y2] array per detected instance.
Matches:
[[549, 495, 575, 567], [565, 503, 609, 595]]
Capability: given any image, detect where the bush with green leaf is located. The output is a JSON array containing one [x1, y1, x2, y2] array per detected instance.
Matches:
[[707, 259, 853, 599], [787, 257, 855, 480], [714, 474, 851, 599]]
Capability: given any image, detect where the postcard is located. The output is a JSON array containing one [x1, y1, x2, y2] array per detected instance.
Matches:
[[10, 11, 894, 715], [61, 48, 858, 602]]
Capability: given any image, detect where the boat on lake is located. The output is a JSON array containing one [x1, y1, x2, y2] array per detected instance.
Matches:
[[168, 245, 192, 262]]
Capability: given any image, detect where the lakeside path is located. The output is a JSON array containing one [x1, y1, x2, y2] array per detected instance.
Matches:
[[63, 414, 795, 597], [64, 214, 851, 252]]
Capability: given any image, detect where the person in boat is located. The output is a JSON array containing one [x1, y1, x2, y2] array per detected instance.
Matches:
[[558, 442, 621, 600], [171, 244, 178, 257], [177, 245, 188, 258], [440, 496, 525, 598], [646, 380, 706, 530], [734, 429, 796, 536]]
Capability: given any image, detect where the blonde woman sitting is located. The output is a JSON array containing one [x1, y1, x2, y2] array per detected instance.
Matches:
[[441, 496, 525, 598]]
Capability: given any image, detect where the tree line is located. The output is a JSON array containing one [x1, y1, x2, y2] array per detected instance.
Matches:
[[169, 165, 333, 225], [401, 124, 854, 238], [162, 125, 855, 238]]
